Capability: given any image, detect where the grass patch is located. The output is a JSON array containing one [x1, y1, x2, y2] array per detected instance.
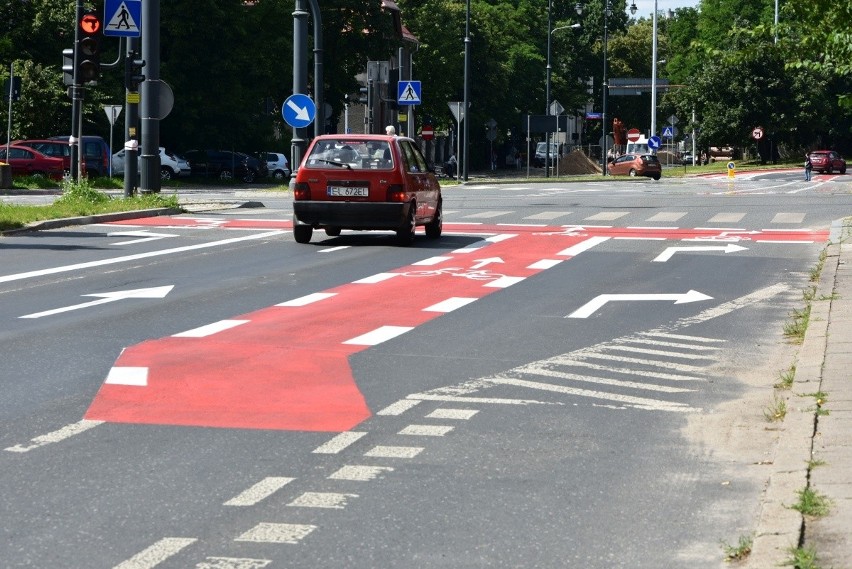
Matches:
[[0, 179, 180, 231], [807, 458, 827, 469], [774, 364, 797, 390], [783, 305, 811, 344], [784, 545, 822, 568], [790, 487, 832, 517], [764, 395, 788, 422], [721, 534, 753, 562]]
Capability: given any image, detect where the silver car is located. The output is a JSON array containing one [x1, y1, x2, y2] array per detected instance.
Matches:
[[112, 147, 191, 180]]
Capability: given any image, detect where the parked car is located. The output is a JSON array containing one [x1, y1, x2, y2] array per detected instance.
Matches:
[[0, 145, 65, 180], [292, 134, 442, 245], [608, 153, 662, 180], [184, 149, 267, 183], [48, 135, 111, 177], [808, 150, 846, 174], [533, 141, 562, 167], [11, 139, 71, 176], [260, 151, 291, 181], [112, 147, 191, 180]]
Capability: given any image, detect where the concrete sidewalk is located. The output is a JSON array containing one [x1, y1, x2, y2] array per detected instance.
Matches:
[[746, 219, 852, 568]]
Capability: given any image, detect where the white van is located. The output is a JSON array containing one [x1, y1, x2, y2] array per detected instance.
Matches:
[[625, 136, 650, 155]]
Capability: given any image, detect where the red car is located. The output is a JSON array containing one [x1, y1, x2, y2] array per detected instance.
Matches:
[[292, 134, 442, 245], [0, 145, 65, 180], [808, 150, 846, 174], [608, 153, 662, 180]]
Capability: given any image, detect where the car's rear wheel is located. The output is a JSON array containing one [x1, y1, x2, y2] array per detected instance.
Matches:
[[273, 169, 288, 181], [629, 168, 638, 177], [219, 169, 234, 181], [841, 166, 847, 174], [324, 227, 341, 237], [652, 173, 661, 180], [160, 167, 172, 181], [425, 201, 442, 239], [396, 203, 416, 246], [826, 165, 833, 174], [294, 224, 313, 244], [242, 169, 256, 183]]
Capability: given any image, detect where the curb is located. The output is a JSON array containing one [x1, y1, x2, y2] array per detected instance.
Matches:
[[1, 207, 182, 236]]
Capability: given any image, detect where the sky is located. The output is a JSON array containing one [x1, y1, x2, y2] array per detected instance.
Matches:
[[628, 0, 701, 16]]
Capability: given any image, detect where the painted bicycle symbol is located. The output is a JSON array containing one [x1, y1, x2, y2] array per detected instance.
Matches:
[[689, 230, 759, 242], [533, 225, 589, 237], [401, 267, 507, 281]]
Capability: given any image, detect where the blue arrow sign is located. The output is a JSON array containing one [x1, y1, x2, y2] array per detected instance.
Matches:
[[282, 94, 316, 128], [104, 0, 141, 38], [397, 81, 421, 106], [648, 135, 662, 150]]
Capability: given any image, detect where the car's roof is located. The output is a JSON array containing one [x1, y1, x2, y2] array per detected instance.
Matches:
[[311, 134, 406, 143]]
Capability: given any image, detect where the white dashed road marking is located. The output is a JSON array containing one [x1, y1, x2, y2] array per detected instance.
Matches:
[[224, 477, 295, 507], [4, 419, 104, 453], [235, 523, 316, 544], [288, 492, 358, 509], [313, 432, 367, 454], [113, 537, 198, 569], [328, 465, 395, 481]]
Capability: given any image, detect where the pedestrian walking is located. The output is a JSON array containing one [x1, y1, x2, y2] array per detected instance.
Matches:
[[805, 153, 813, 181]]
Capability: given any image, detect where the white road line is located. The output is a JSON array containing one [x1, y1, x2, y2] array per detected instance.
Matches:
[[409, 394, 556, 406], [113, 537, 198, 569], [602, 345, 716, 360], [423, 297, 478, 313], [620, 338, 722, 351], [235, 523, 316, 544], [524, 212, 572, 220], [0, 230, 286, 284], [557, 236, 610, 256], [172, 319, 249, 338], [343, 325, 414, 346], [312, 431, 367, 454], [548, 357, 703, 381], [462, 211, 512, 219], [487, 376, 696, 412], [645, 212, 686, 222], [509, 366, 694, 393], [584, 212, 630, 221], [771, 213, 806, 224], [288, 492, 358, 509], [639, 332, 726, 343], [364, 445, 424, 458], [328, 465, 394, 481], [4, 419, 104, 453], [413, 256, 454, 266], [528, 259, 562, 270], [276, 292, 337, 307], [426, 409, 479, 420], [196, 557, 271, 569], [484, 276, 525, 288], [756, 239, 815, 244], [377, 399, 421, 415], [224, 477, 295, 506], [105, 366, 148, 386], [663, 282, 790, 330], [352, 273, 398, 284], [573, 351, 704, 372], [319, 246, 350, 253], [398, 425, 455, 436], [707, 213, 746, 223]]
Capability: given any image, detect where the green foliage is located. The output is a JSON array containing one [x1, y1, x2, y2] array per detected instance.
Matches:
[[790, 488, 831, 517]]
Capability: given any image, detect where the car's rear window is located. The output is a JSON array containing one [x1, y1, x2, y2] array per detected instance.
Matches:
[[305, 139, 393, 170]]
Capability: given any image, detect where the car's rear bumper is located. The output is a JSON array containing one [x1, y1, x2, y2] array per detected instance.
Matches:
[[294, 201, 411, 230]]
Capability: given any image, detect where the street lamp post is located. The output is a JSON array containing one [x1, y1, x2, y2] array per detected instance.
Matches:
[[602, 0, 612, 175], [547, 21, 581, 177]]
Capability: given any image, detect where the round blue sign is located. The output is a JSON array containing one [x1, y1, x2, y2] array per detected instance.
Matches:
[[282, 94, 316, 128], [648, 135, 662, 150]]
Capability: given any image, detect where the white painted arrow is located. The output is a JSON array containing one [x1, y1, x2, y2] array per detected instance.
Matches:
[[653, 243, 748, 262], [286, 99, 311, 121], [108, 230, 178, 245], [471, 257, 503, 269], [20, 286, 174, 319], [566, 290, 713, 319]]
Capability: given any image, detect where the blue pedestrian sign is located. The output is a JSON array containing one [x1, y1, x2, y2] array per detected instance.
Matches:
[[648, 135, 662, 150], [397, 81, 421, 106], [104, 0, 141, 37], [282, 94, 316, 128], [662, 126, 674, 138]]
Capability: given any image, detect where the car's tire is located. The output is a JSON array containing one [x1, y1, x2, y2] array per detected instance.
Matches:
[[629, 168, 638, 177], [841, 166, 847, 174], [653, 173, 661, 180], [826, 165, 833, 174], [425, 200, 442, 239], [294, 224, 313, 244], [219, 169, 234, 181], [396, 203, 416, 246], [242, 169, 256, 183], [273, 169, 287, 181], [324, 227, 341, 237], [160, 167, 172, 181]]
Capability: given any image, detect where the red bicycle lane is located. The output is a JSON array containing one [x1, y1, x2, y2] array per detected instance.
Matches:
[[84, 230, 602, 432]]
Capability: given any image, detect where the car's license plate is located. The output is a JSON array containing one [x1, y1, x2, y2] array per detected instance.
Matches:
[[327, 186, 368, 197]]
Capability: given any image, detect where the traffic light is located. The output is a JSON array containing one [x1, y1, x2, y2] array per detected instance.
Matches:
[[357, 87, 368, 104], [62, 48, 75, 86], [77, 10, 102, 83], [124, 51, 146, 91]]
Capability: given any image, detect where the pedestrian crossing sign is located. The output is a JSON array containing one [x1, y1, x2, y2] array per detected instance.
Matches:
[[397, 81, 422, 106], [662, 125, 674, 138], [104, 0, 141, 37]]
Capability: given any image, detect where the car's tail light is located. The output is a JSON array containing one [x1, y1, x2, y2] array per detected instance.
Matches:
[[294, 182, 311, 200], [386, 184, 406, 202]]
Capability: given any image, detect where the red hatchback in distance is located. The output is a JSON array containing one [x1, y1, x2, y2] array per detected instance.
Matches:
[[0, 145, 65, 180], [292, 134, 442, 246], [608, 153, 662, 180], [808, 150, 846, 174]]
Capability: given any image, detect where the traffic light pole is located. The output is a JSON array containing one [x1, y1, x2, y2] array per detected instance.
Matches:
[[69, 0, 84, 181], [139, 0, 161, 193], [124, 37, 141, 197]]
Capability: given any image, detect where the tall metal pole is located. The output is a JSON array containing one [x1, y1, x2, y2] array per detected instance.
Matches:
[[545, 0, 553, 178], [139, 0, 161, 193], [124, 36, 141, 197], [462, 0, 471, 181], [291, 0, 308, 170], [602, 1, 609, 176], [650, 0, 658, 141]]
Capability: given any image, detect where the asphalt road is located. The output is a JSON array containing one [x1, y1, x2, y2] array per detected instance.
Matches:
[[1, 171, 849, 568]]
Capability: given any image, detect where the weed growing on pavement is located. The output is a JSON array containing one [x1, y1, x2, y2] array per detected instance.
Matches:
[[807, 458, 826, 469], [720, 534, 752, 561], [791, 487, 832, 517], [784, 545, 822, 569], [783, 306, 811, 344], [801, 391, 829, 415], [763, 395, 788, 422], [775, 364, 797, 390]]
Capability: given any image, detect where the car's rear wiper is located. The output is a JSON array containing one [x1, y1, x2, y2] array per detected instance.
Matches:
[[316, 159, 352, 170]]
